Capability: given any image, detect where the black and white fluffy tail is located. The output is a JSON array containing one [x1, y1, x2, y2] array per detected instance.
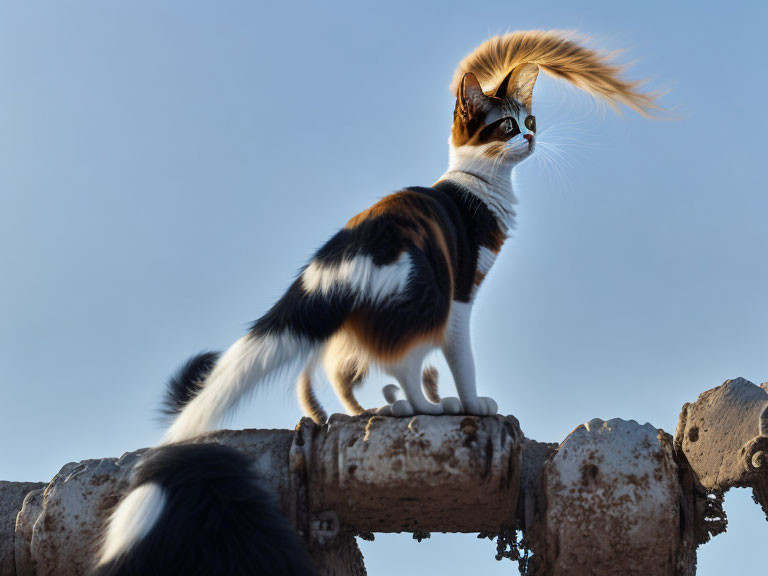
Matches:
[[91, 443, 316, 576], [96, 245, 385, 570], [161, 333, 312, 444], [160, 270, 359, 444]]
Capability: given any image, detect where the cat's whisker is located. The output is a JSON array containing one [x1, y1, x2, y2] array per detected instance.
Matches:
[[532, 146, 564, 189]]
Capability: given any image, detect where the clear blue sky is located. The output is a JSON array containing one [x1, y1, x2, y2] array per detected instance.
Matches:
[[1, 1, 766, 573]]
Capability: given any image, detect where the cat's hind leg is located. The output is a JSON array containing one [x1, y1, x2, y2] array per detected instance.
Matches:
[[323, 334, 371, 416], [297, 362, 327, 424], [385, 346, 444, 417], [329, 358, 369, 416]]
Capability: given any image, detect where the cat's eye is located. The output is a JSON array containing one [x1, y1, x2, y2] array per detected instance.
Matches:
[[502, 117, 520, 137], [525, 115, 536, 132], [479, 116, 520, 141]]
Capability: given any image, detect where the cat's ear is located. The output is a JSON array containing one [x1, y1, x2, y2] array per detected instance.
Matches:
[[458, 72, 490, 116], [494, 63, 539, 108]]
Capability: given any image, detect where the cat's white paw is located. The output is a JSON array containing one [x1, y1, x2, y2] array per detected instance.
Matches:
[[391, 399, 416, 417], [462, 396, 498, 416], [480, 396, 498, 416], [440, 396, 462, 414]]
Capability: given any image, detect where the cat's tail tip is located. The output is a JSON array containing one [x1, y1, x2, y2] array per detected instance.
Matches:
[[160, 350, 221, 421]]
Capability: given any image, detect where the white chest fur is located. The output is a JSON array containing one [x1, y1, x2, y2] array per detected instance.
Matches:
[[476, 246, 498, 276]]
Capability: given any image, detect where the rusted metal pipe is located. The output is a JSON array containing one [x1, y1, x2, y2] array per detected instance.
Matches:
[[9, 415, 524, 576], [5, 380, 768, 576], [305, 414, 523, 533]]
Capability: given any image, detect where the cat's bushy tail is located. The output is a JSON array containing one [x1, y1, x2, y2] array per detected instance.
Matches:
[[161, 276, 352, 445], [160, 331, 312, 444], [451, 30, 659, 116], [95, 277, 347, 570], [90, 443, 316, 576]]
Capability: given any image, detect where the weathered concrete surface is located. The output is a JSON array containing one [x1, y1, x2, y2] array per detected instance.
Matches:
[[530, 418, 691, 576], [0, 482, 45, 576], [518, 439, 557, 532], [675, 378, 768, 521], [307, 414, 523, 533], [13, 487, 44, 576], [7, 383, 768, 576], [736, 382, 768, 520], [675, 378, 768, 491], [308, 533, 367, 576], [13, 429, 294, 576], [11, 417, 521, 575], [14, 455, 137, 576]]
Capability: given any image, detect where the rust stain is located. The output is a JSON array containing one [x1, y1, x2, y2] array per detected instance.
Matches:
[[363, 416, 385, 442], [579, 462, 599, 487]]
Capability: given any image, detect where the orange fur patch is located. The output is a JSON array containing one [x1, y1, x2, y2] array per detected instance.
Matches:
[[486, 227, 506, 253], [345, 192, 421, 229], [340, 312, 447, 365], [425, 217, 455, 293]]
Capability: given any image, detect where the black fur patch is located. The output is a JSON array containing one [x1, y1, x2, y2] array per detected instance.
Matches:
[[423, 181, 506, 302], [161, 351, 221, 419], [249, 273, 353, 342], [90, 443, 317, 576], [248, 200, 454, 355], [248, 182, 505, 353]]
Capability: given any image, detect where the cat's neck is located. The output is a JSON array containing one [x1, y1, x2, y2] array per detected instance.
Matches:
[[437, 167, 517, 230], [438, 145, 517, 229]]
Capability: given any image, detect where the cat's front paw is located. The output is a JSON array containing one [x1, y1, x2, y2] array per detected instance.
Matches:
[[390, 399, 416, 417], [375, 393, 417, 416], [440, 396, 463, 414], [461, 396, 498, 416], [481, 396, 498, 415]]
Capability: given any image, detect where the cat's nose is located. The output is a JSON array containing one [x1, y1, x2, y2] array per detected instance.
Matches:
[[523, 134, 533, 142]]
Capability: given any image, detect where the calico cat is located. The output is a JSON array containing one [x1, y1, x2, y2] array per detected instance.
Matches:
[[93, 30, 657, 573], [156, 32, 657, 439]]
